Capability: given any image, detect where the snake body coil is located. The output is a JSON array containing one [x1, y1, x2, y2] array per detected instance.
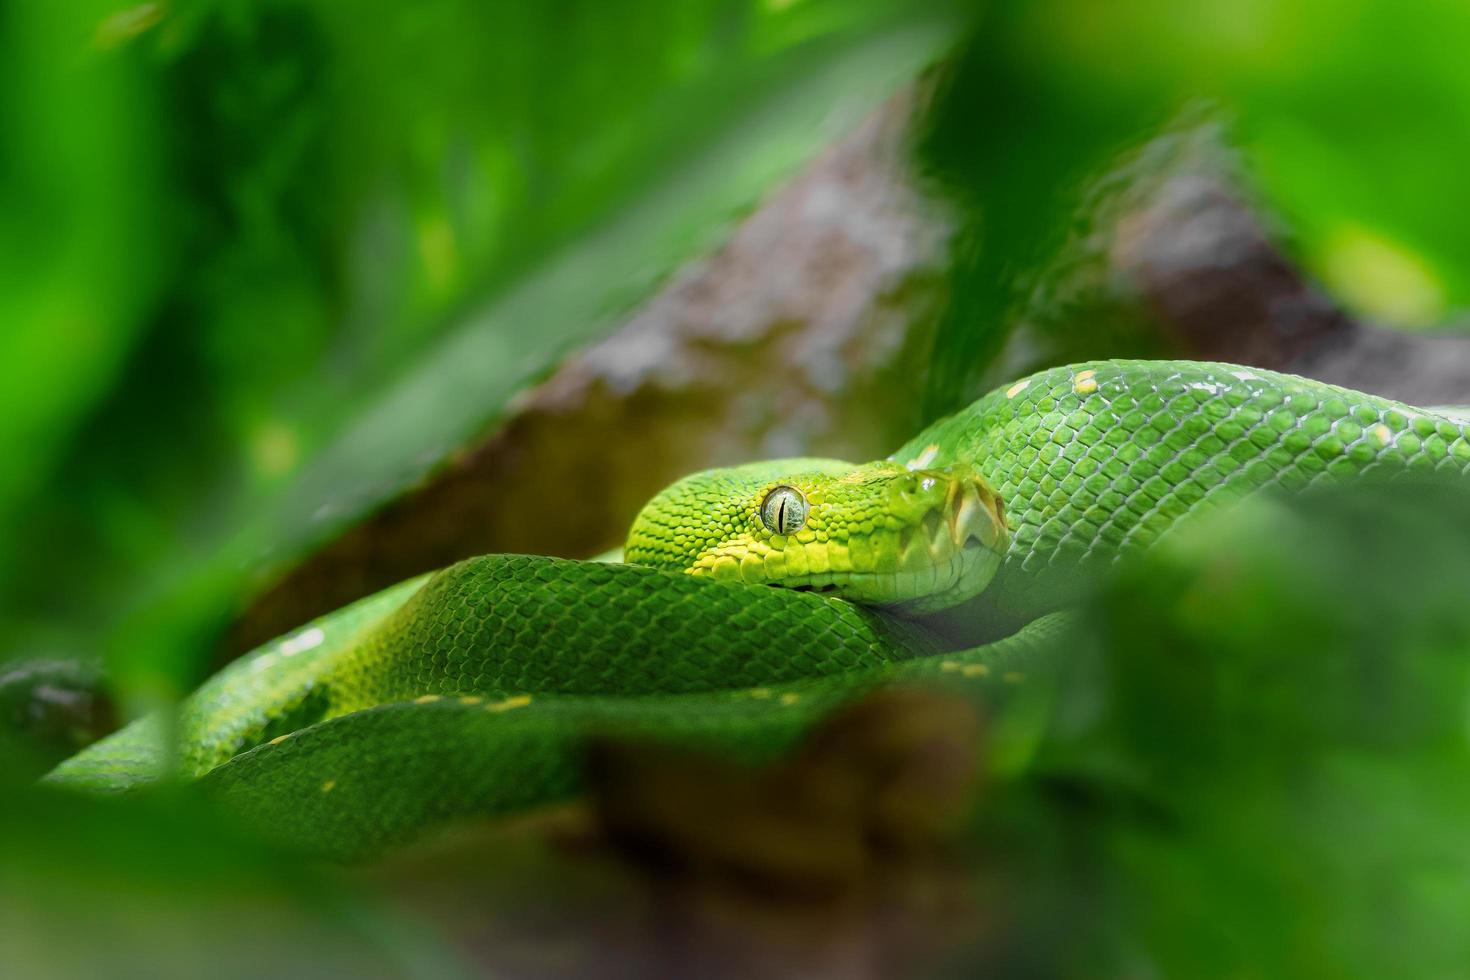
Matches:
[[46, 360, 1470, 857]]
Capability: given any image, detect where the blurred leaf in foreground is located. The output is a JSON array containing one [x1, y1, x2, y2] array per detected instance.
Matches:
[[0, 785, 467, 979], [972, 478, 1470, 978], [0, 2, 160, 579]]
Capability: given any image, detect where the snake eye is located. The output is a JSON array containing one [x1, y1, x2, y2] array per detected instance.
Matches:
[[760, 486, 808, 535]]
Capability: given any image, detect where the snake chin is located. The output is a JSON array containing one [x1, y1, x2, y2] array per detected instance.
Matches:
[[773, 540, 1003, 614]]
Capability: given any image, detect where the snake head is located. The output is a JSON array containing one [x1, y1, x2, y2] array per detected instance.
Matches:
[[626, 457, 1008, 613]]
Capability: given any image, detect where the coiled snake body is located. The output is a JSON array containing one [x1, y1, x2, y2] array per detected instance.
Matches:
[[46, 360, 1470, 857]]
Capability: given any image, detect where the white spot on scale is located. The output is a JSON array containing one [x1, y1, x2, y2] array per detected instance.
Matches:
[[1371, 423, 1394, 446], [920, 477, 936, 492], [279, 627, 325, 657], [1006, 379, 1030, 399], [906, 444, 940, 471]]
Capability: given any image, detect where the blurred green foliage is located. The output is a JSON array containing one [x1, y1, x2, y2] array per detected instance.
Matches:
[[971, 479, 1470, 978], [8, 1, 1470, 975], [920, 0, 1470, 419], [10, 0, 1470, 710], [1, 0, 960, 707]]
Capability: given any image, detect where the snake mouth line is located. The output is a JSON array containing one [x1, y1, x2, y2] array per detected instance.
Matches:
[[765, 540, 1000, 609]]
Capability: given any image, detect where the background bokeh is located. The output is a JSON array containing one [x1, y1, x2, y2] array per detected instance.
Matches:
[[6, 1, 1470, 976]]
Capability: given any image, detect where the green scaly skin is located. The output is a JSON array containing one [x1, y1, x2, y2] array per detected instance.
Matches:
[[43, 360, 1470, 858]]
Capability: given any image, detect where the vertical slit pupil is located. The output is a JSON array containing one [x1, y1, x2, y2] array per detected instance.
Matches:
[[764, 487, 806, 534]]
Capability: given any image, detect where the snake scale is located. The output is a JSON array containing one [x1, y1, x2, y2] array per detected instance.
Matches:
[[44, 360, 1470, 858]]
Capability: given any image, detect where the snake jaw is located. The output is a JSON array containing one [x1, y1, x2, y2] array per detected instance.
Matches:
[[875, 472, 1007, 612]]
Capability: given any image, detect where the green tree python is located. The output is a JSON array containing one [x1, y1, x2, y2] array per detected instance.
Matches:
[[43, 360, 1470, 858]]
